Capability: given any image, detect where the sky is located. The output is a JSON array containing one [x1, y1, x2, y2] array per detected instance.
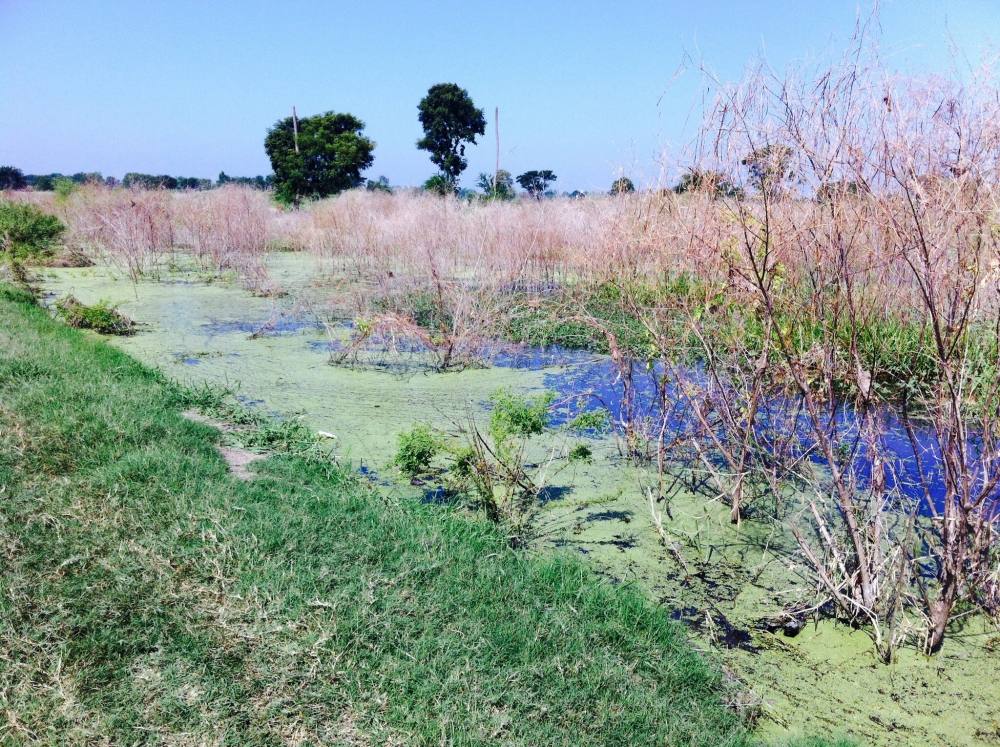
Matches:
[[2, 1, 998, 191]]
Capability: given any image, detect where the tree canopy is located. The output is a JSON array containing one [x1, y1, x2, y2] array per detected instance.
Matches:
[[265, 111, 375, 203], [417, 83, 486, 185], [478, 170, 515, 200], [0, 166, 27, 190], [674, 168, 741, 198], [422, 174, 454, 196], [516, 170, 557, 199], [741, 144, 793, 198], [610, 177, 635, 195]]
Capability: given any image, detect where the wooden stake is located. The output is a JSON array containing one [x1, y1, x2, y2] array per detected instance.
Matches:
[[493, 106, 500, 192]]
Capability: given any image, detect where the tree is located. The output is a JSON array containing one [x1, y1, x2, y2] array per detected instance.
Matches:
[[30, 174, 58, 191], [53, 177, 76, 200], [70, 172, 103, 185], [0, 166, 27, 190], [516, 170, 557, 199], [816, 179, 861, 203], [423, 174, 454, 196], [741, 144, 793, 199], [673, 168, 741, 198], [477, 170, 514, 200], [0, 201, 64, 289], [417, 83, 486, 186], [265, 111, 375, 204], [366, 176, 392, 193], [122, 173, 178, 189], [610, 176, 635, 195]]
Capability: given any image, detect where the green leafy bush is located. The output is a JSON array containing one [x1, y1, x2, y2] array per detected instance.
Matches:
[[567, 408, 611, 433], [394, 424, 440, 477], [55, 295, 135, 335], [488, 388, 555, 445], [0, 201, 65, 263]]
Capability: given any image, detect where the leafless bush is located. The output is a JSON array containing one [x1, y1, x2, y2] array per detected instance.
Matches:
[[668, 32, 1000, 659], [62, 186, 174, 282]]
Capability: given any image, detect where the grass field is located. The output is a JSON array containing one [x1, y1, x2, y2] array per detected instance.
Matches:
[[0, 282, 822, 745]]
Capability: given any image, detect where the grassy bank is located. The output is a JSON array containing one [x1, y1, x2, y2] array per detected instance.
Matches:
[[0, 283, 768, 745]]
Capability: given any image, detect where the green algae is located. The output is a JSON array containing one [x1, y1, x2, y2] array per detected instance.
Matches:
[[39, 256, 999, 747]]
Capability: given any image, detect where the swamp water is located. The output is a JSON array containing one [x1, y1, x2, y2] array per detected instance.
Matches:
[[39, 255, 999, 746]]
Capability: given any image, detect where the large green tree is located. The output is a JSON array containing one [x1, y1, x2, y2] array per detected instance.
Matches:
[[516, 170, 557, 199], [417, 83, 486, 186], [0, 166, 27, 190], [610, 176, 635, 195], [477, 170, 515, 201], [265, 111, 375, 203]]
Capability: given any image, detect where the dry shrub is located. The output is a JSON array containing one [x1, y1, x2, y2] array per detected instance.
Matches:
[[59, 185, 175, 282]]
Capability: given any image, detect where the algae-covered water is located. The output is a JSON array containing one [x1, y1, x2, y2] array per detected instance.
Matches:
[[39, 256, 1000, 746]]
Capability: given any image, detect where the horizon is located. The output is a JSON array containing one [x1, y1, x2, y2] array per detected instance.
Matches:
[[3, 0, 998, 191]]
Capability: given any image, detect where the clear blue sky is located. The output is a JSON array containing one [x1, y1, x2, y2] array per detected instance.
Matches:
[[2, 1, 997, 190]]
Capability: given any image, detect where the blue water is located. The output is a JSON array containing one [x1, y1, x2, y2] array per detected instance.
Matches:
[[491, 345, 996, 514], [200, 310, 989, 514]]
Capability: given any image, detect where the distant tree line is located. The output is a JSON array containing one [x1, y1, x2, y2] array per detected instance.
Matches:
[[0, 165, 273, 192], [4, 79, 806, 203]]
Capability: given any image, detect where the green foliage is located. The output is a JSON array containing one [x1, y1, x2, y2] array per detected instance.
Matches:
[[55, 295, 135, 335], [516, 169, 557, 199], [477, 169, 515, 200], [816, 180, 861, 202], [0, 165, 27, 190], [488, 388, 555, 445], [568, 408, 611, 433], [394, 424, 440, 477], [392, 288, 453, 331], [365, 175, 392, 193], [422, 173, 455, 196], [218, 171, 272, 190], [31, 174, 57, 191], [53, 177, 76, 200], [611, 176, 635, 195], [0, 200, 65, 263], [568, 443, 593, 462], [674, 168, 742, 198], [265, 111, 375, 204], [417, 83, 486, 184], [742, 144, 794, 197], [0, 290, 757, 745], [178, 381, 333, 462]]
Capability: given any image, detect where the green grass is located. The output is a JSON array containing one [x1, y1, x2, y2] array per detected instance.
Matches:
[[0, 284, 854, 745]]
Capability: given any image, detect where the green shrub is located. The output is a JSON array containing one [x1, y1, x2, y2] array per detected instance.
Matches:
[[394, 424, 440, 477], [0, 201, 65, 263], [53, 177, 76, 201], [55, 295, 135, 335], [567, 408, 611, 433], [488, 388, 554, 444]]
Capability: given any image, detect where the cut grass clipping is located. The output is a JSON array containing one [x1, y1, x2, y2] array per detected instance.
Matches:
[[0, 283, 845, 745]]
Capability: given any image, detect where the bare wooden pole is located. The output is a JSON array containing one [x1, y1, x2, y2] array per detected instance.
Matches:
[[493, 106, 500, 192], [292, 106, 300, 154]]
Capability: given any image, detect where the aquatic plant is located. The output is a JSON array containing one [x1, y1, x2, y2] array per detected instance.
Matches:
[[394, 424, 440, 477], [54, 295, 134, 335], [443, 389, 561, 538]]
